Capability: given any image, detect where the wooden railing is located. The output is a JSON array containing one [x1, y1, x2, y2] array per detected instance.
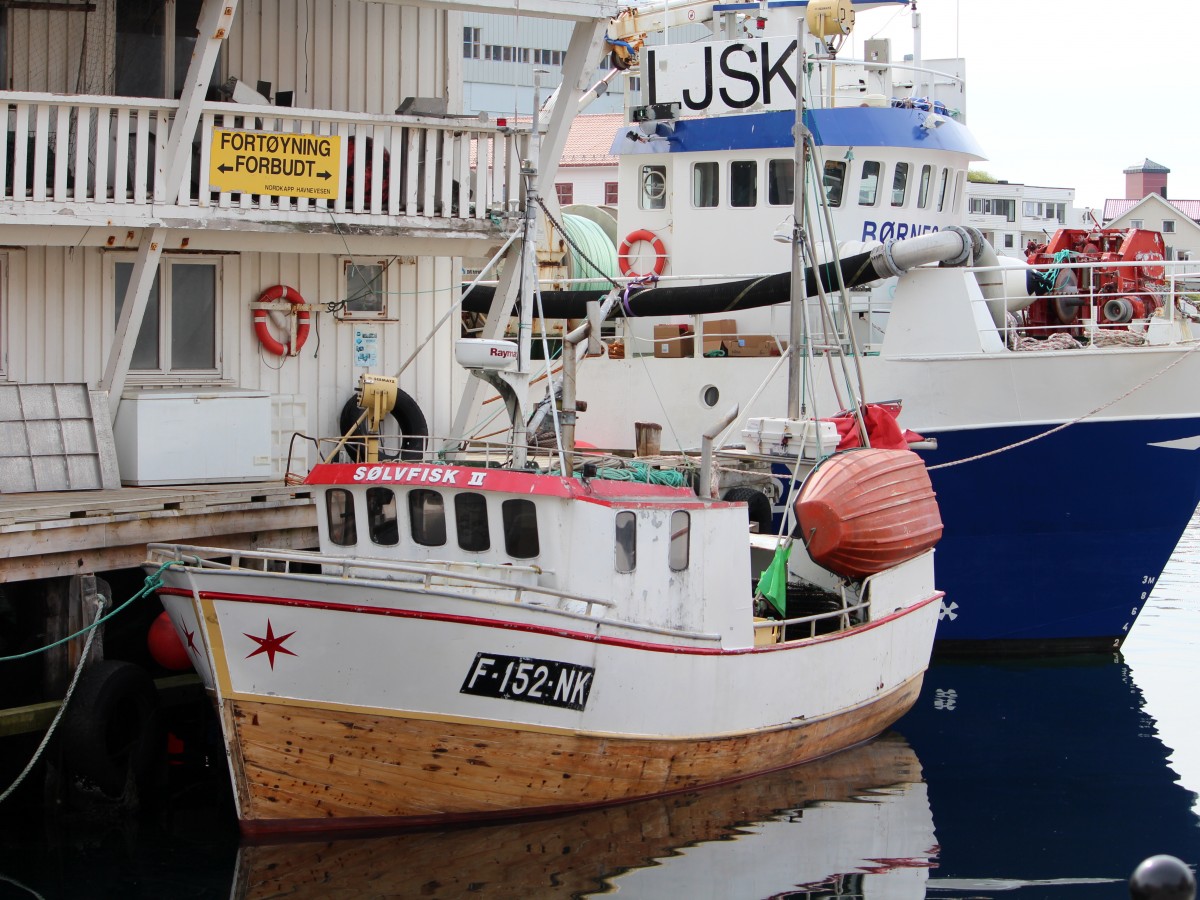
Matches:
[[0, 92, 525, 224]]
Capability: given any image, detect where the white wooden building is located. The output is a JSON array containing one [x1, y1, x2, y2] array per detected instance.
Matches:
[[0, 0, 614, 740]]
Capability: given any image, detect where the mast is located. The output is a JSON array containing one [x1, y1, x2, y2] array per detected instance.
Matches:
[[787, 16, 809, 420]]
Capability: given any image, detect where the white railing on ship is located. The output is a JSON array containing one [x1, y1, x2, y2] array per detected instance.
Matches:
[[0, 91, 524, 220], [145, 543, 731, 644]]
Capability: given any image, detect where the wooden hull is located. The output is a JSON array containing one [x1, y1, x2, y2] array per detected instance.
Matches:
[[227, 674, 924, 834], [232, 732, 932, 898], [795, 448, 944, 579]]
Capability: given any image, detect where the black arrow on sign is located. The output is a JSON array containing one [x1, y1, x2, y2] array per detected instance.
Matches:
[[317, 171, 332, 180], [218, 163, 234, 173]]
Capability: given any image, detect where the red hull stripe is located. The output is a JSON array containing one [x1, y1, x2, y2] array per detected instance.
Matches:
[[157, 585, 941, 656]]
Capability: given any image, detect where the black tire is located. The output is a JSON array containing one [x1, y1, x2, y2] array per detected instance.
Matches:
[[339, 391, 429, 462], [723, 487, 774, 535], [60, 660, 162, 797]]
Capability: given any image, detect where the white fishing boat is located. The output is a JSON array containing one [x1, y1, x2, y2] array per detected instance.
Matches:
[[145, 89, 944, 833]]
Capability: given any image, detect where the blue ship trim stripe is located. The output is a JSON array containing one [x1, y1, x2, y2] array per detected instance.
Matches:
[[614, 108, 987, 158]]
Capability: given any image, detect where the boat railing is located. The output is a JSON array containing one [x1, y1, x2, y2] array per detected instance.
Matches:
[[145, 542, 737, 645], [287, 430, 677, 481], [752, 598, 868, 641], [971, 257, 1200, 347], [807, 56, 965, 115]]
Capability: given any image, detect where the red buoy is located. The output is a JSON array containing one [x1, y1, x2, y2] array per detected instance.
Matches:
[[147, 611, 192, 671], [795, 448, 943, 580]]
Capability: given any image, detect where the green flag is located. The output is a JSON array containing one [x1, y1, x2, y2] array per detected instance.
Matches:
[[755, 542, 793, 617]]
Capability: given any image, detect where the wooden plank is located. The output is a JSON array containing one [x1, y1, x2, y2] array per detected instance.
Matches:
[[225, 677, 920, 828]]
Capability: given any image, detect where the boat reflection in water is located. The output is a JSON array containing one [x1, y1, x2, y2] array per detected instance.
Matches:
[[905, 655, 1200, 895], [232, 733, 936, 899]]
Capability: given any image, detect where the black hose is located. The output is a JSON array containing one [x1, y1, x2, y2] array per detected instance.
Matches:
[[461, 250, 882, 319]]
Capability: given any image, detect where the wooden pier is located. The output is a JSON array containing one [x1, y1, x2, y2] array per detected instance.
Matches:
[[1, 481, 318, 581]]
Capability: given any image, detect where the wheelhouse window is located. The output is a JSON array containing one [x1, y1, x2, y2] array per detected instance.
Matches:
[[115, 258, 219, 375], [823, 161, 847, 207], [366, 487, 399, 546], [326, 489, 358, 546], [502, 498, 540, 559], [692, 162, 719, 208], [891, 162, 910, 206], [669, 510, 690, 571], [615, 511, 636, 573], [455, 492, 491, 552], [952, 171, 965, 212], [858, 161, 882, 206], [640, 164, 666, 210], [730, 161, 757, 208], [936, 168, 950, 212], [767, 159, 794, 206], [917, 164, 933, 209], [408, 489, 447, 547]]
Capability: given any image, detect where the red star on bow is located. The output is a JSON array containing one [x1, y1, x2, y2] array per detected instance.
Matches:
[[244, 619, 297, 670], [184, 626, 198, 654]]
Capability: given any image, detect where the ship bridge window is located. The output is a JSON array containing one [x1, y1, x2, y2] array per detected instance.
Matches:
[[730, 161, 757, 208], [366, 487, 399, 546], [326, 489, 358, 547], [502, 499, 540, 559], [768, 159, 794, 206], [859, 161, 882, 206], [823, 161, 846, 207], [669, 510, 690, 571], [615, 511, 637, 573], [692, 162, 719, 208], [917, 164, 933, 209], [891, 162, 910, 206], [952, 171, 965, 212], [409, 489, 447, 547], [640, 165, 667, 210], [936, 168, 950, 212], [456, 492, 491, 552]]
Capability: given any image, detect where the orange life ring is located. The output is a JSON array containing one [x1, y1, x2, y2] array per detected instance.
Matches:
[[618, 229, 667, 278], [253, 284, 310, 356]]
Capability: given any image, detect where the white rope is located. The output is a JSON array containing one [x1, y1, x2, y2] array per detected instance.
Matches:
[[0, 594, 105, 805], [930, 340, 1200, 471]]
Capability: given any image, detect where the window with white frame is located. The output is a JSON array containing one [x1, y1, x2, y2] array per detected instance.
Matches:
[[341, 259, 389, 319], [1163, 220, 1176, 233], [114, 257, 220, 375], [463, 27, 481, 60], [1130, 219, 1144, 229]]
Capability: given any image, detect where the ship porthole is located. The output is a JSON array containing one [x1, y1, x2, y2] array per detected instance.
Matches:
[[701, 385, 720, 408]]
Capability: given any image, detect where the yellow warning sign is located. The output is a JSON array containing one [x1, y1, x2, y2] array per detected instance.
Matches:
[[209, 129, 341, 198]]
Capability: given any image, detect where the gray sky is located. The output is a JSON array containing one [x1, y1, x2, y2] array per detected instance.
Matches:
[[859, 0, 1197, 210]]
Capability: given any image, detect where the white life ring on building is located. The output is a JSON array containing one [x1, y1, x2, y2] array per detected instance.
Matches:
[[618, 229, 667, 278]]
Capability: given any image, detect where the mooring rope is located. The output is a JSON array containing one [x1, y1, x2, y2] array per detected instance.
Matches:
[[0, 562, 178, 805], [930, 340, 1200, 471]]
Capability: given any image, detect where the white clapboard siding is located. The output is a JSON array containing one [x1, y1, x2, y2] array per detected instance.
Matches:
[[2, 244, 465, 455]]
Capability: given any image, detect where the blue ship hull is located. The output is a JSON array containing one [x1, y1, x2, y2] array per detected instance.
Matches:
[[921, 417, 1200, 649]]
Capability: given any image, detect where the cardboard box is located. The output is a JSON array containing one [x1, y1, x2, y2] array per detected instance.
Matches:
[[702, 318, 737, 356], [727, 335, 784, 357], [653, 323, 695, 358]]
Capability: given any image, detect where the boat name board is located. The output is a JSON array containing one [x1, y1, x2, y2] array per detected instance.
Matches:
[[460, 652, 594, 711], [349, 464, 487, 486], [646, 38, 798, 116]]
